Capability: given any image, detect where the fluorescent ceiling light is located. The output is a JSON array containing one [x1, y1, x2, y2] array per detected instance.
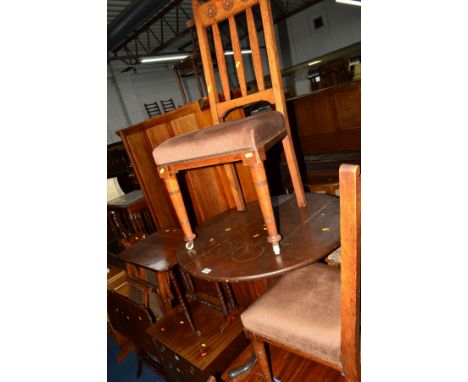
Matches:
[[224, 50, 252, 55], [140, 54, 189, 63], [308, 60, 322, 66], [336, 0, 361, 6]]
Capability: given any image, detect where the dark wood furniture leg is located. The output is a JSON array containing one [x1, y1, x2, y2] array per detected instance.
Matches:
[[136, 354, 143, 378], [168, 269, 201, 336], [181, 269, 196, 295], [225, 283, 238, 310], [215, 282, 229, 316]]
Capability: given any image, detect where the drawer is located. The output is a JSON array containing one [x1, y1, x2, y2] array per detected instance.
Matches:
[[156, 341, 208, 382]]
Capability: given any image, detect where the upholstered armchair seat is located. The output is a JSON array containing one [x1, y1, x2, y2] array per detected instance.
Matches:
[[241, 262, 341, 367], [153, 111, 286, 166]]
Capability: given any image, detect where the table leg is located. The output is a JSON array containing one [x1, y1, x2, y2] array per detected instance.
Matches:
[[168, 269, 201, 336], [225, 283, 238, 310], [181, 269, 196, 294], [216, 282, 244, 333]]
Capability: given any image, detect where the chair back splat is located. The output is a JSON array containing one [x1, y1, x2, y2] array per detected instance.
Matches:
[[193, 0, 289, 124], [153, 0, 307, 253]]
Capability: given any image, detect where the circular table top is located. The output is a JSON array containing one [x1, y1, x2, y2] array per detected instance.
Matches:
[[176, 192, 340, 282]]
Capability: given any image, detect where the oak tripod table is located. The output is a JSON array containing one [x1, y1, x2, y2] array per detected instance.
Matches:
[[175, 192, 341, 378]]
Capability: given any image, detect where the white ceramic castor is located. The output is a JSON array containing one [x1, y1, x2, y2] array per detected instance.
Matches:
[[272, 243, 280, 255], [185, 240, 194, 250]]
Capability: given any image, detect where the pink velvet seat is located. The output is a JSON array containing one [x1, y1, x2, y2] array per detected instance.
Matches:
[[153, 111, 286, 166], [241, 262, 341, 367]]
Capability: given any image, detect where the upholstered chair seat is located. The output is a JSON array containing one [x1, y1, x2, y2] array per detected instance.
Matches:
[[153, 111, 286, 166], [241, 262, 342, 367]]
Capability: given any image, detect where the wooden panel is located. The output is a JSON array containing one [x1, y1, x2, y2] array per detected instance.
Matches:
[[299, 130, 361, 154], [287, 80, 361, 155], [294, 94, 337, 136], [145, 122, 174, 148], [334, 88, 361, 131], [185, 166, 232, 223], [118, 101, 256, 230], [123, 131, 178, 229], [170, 113, 199, 135]]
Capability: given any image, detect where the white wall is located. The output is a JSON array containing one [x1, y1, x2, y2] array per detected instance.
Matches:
[[287, 0, 361, 65], [287, 0, 361, 95], [107, 62, 201, 144], [107, 76, 129, 144], [107, 0, 361, 142]]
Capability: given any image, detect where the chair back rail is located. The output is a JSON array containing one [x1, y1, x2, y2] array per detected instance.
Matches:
[[192, 0, 289, 129], [107, 290, 156, 353], [144, 101, 162, 118], [160, 98, 177, 112], [339, 164, 361, 380]]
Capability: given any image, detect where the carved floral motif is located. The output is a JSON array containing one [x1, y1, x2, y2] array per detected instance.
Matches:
[[206, 6, 217, 18], [222, 0, 234, 11]]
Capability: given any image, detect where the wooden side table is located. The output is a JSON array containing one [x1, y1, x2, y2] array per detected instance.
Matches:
[[108, 189, 156, 237], [117, 229, 201, 335]]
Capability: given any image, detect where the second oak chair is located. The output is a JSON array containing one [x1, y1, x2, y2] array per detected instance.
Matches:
[[153, 0, 307, 254]]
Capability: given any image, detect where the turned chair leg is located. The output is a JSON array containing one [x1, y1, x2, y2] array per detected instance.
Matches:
[[282, 135, 307, 208], [248, 162, 282, 255], [162, 173, 196, 249], [251, 338, 273, 382]]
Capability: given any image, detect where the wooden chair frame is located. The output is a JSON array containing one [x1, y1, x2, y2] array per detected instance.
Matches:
[[244, 164, 361, 381], [107, 290, 167, 379], [144, 101, 162, 118], [160, 97, 177, 112], [157, 0, 307, 254]]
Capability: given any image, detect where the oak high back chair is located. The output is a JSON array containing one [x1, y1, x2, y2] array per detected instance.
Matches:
[[241, 164, 361, 381], [144, 101, 162, 118], [107, 290, 166, 378], [153, 0, 307, 254], [160, 98, 177, 112]]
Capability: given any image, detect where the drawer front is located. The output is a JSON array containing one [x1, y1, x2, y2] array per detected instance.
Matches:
[[156, 341, 208, 382]]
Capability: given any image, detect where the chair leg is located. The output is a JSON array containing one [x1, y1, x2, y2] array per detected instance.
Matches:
[[162, 173, 196, 249], [248, 162, 282, 254], [136, 355, 143, 378], [251, 338, 273, 382], [282, 135, 307, 208], [223, 163, 246, 211]]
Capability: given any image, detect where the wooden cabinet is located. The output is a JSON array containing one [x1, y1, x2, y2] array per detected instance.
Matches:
[[117, 100, 256, 230], [287, 80, 361, 155], [147, 303, 248, 382]]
